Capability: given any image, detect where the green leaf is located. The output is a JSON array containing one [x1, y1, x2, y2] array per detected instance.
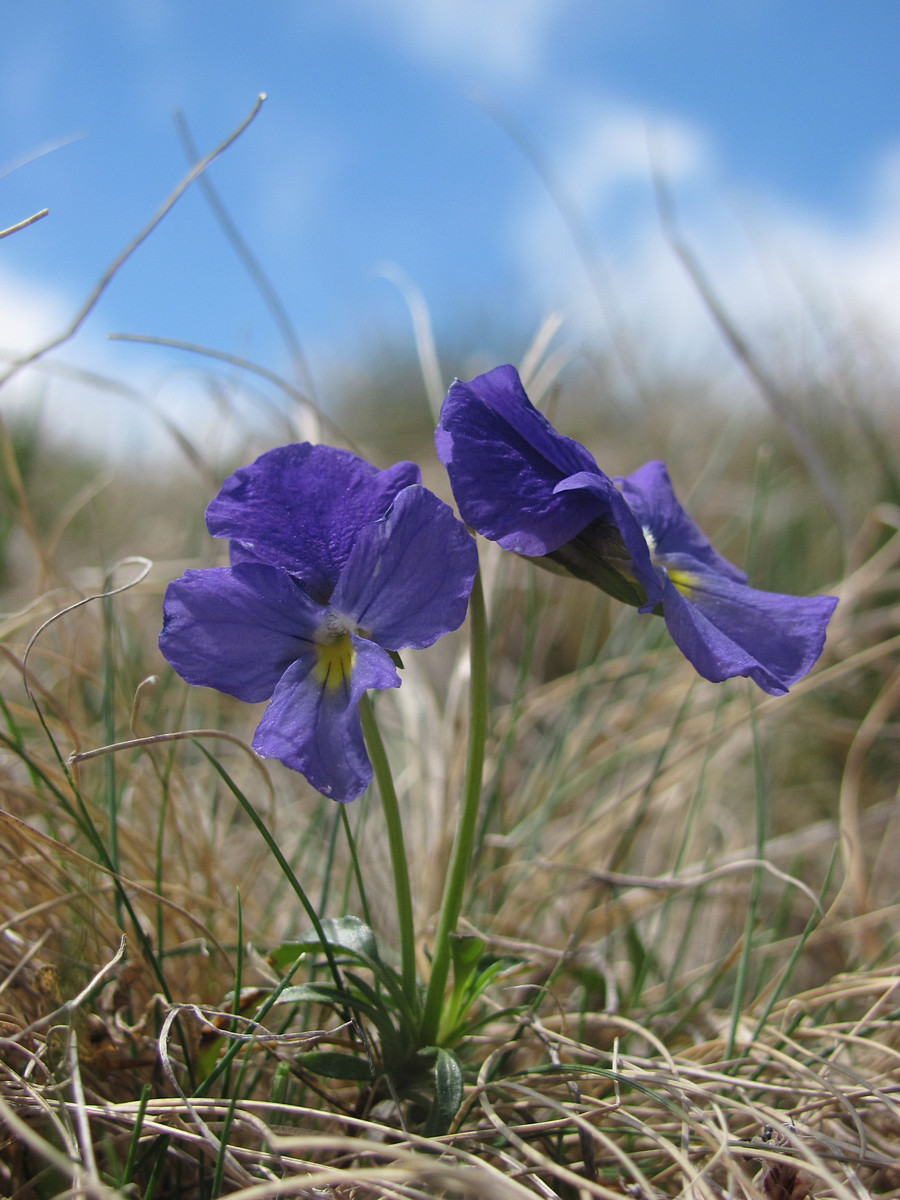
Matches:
[[423, 1047, 463, 1136], [269, 915, 379, 973], [319, 915, 380, 958], [295, 1050, 374, 1081], [275, 982, 379, 1019], [340, 971, 404, 1049], [438, 949, 524, 1046]]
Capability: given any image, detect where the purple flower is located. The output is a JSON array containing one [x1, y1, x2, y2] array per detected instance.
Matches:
[[436, 364, 662, 608], [437, 365, 837, 696], [160, 444, 478, 801]]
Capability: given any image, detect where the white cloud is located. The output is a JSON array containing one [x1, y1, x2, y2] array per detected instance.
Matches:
[[821, 148, 900, 344], [347, 0, 563, 82], [0, 265, 70, 356], [509, 104, 900, 384], [0, 265, 296, 462], [556, 108, 706, 213]]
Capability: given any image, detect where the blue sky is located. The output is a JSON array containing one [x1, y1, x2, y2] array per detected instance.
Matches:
[[1, 1, 897, 455]]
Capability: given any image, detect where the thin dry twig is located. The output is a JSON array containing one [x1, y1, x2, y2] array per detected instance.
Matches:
[[651, 163, 852, 543], [0, 208, 49, 240], [376, 261, 444, 422], [476, 93, 649, 407], [0, 93, 266, 393], [67, 726, 274, 803], [21, 556, 152, 718], [106, 331, 355, 449], [173, 107, 318, 408]]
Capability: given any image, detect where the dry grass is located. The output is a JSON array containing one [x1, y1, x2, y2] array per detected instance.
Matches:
[[1, 354, 899, 1196]]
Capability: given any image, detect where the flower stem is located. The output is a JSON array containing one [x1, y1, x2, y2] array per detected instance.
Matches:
[[420, 564, 487, 1046], [358, 691, 417, 1009]]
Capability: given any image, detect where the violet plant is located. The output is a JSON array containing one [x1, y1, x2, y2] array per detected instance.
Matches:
[[159, 366, 837, 1124]]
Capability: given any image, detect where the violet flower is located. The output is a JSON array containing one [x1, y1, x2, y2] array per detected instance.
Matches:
[[437, 365, 837, 695], [160, 444, 478, 801]]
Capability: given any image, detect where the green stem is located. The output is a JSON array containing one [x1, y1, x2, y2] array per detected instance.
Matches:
[[358, 692, 417, 1008], [341, 805, 373, 928], [420, 566, 487, 1046], [726, 693, 766, 1065]]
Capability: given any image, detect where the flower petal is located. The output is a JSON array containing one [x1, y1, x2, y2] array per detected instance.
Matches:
[[252, 635, 400, 802], [436, 365, 611, 555], [159, 564, 322, 701], [659, 563, 838, 695], [617, 461, 747, 584], [331, 485, 478, 650], [206, 443, 420, 601]]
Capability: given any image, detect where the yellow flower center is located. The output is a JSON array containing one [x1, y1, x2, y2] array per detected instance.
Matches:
[[666, 565, 698, 596], [642, 527, 699, 598], [314, 631, 355, 690]]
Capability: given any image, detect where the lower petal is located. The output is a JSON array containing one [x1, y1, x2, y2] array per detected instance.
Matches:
[[252, 636, 400, 802], [660, 571, 838, 695]]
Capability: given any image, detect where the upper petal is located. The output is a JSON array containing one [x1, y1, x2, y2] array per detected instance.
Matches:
[[331, 484, 478, 650], [159, 564, 322, 702], [252, 635, 400, 802], [441, 365, 601, 478], [658, 562, 838, 694], [206, 443, 421, 601], [436, 365, 610, 555], [617, 461, 747, 584]]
